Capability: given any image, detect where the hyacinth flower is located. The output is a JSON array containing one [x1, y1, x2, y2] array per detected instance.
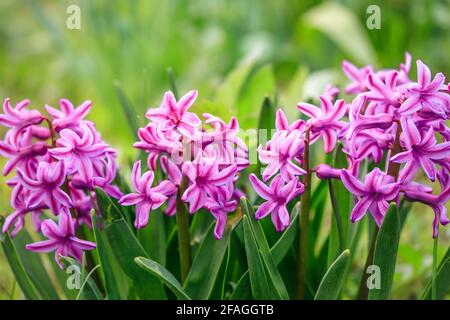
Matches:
[[145, 90, 201, 139], [249, 174, 304, 232], [0, 97, 121, 267], [119, 89, 248, 284], [257, 129, 305, 182], [297, 95, 347, 153], [119, 160, 177, 228], [26, 208, 96, 269], [391, 117, 450, 182], [341, 168, 399, 226], [246, 55, 449, 299]]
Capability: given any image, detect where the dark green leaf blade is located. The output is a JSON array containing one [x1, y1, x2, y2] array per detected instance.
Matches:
[[421, 247, 450, 300], [135, 256, 191, 300], [92, 213, 126, 300], [315, 249, 350, 300], [241, 197, 290, 299], [368, 204, 400, 300], [242, 215, 272, 299], [0, 220, 41, 300], [12, 231, 59, 299], [184, 222, 232, 299]]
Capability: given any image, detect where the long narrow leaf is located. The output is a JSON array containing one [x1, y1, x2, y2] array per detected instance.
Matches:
[[241, 197, 290, 299], [421, 247, 450, 300], [368, 205, 400, 300], [92, 213, 125, 300], [135, 257, 191, 300], [242, 215, 272, 299], [231, 203, 299, 299], [0, 222, 41, 300], [315, 250, 350, 300], [184, 222, 233, 299]]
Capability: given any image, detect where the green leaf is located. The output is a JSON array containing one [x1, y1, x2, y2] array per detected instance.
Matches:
[[242, 215, 272, 299], [215, 62, 253, 110], [0, 220, 41, 300], [137, 209, 166, 266], [270, 202, 300, 265], [368, 204, 400, 300], [231, 203, 300, 299], [421, 247, 450, 300], [95, 189, 166, 299], [315, 249, 350, 300], [92, 213, 126, 300], [114, 81, 141, 140], [238, 65, 275, 129], [241, 197, 290, 299], [135, 257, 191, 300], [328, 145, 352, 266], [183, 222, 232, 299], [303, 2, 377, 65], [104, 217, 167, 299], [60, 256, 103, 300], [12, 231, 59, 299]]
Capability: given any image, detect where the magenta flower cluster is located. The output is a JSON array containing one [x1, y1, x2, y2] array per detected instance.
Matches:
[[119, 90, 248, 239], [0, 98, 122, 267], [252, 53, 449, 237]]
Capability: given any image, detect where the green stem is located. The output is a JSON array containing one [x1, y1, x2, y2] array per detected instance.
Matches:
[[432, 231, 439, 300], [328, 179, 344, 253], [176, 177, 192, 284], [356, 226, 378, 300], [296, 129, 311, 300], [357, 121, 402, 299]]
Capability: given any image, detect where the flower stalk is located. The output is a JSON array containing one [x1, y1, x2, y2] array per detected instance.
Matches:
[[296, 128, 311, 300], [357, 123, 402, 299], [176, 177, 192, 283]]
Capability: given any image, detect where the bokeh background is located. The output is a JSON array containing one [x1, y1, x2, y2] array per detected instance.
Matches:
[[1, 0, 449, 299]]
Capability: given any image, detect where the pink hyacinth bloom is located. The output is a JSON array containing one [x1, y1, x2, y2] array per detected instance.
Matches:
[[134, 122, 183, 158], [45, 99, 92, 131], [341, 168, 399, 226], [2, 209, 42, 238], [297, 96, 347, 153], [275, 109, 305, 133], [181, 153, 237, 213], [402, 60, 449, 119], [17, 161, 72, 214], [0, 139, 48, 176], [145, 90, 201, 139], [119, 161, 177, 228], [403, 186, 450, 238], [258, 130, 305, 182], [391, 117, 450, 182], [26, 208, 96, 269], [313, 164, 342, 179], [160, 156, 182, 216], [49, 123, 110, 182], [249, 174, 304, 232], [344, 95, 394, 141], [342, 61, 373, 94], [201, 114, 249, 171], [206, 186, 237, 240], [0, 98, 44, 130], [70, 153, 123, 199], [364, 71, 411, 116]]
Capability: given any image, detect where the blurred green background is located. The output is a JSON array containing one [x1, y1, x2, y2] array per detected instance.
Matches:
[[1, 0, 449, 299]]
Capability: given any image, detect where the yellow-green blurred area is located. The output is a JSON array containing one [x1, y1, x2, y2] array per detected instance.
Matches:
[[0, 0, 449, 299]]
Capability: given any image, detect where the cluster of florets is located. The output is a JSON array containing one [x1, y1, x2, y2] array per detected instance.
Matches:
[[0, 98, 122, 267], [119, 90, 248, 239]]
